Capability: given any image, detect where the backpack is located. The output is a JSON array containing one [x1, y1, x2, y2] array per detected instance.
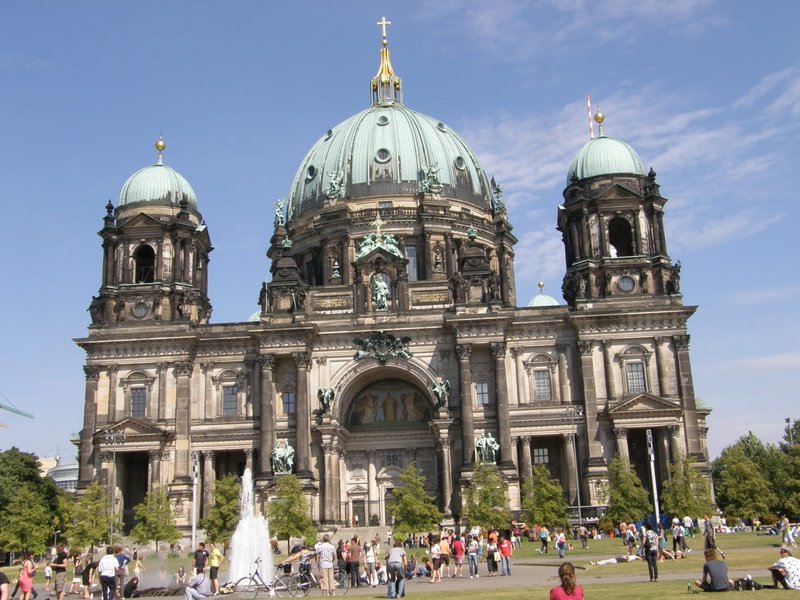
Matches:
[[644, 530, 657, 550]]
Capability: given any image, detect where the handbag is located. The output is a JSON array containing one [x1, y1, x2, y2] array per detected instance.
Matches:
[[493, 551, 501, 561]]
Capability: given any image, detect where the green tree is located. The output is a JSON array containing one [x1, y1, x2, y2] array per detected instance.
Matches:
[[661, 455, 713, 519], [200, 474, 241, 546], [130, 488, 180, 555], [520, 465, 569, 528], [266, 475, 316, 550], [462, 462, 510, 531], [0, 484, 51, 553], [387, 464, 443, 538], [69, 481, 115, 554], [605, 456, 651, 525], [714, 447, 775, 522]]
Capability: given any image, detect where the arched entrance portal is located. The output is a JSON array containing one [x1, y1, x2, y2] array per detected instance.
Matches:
[[339, 378, 438, 527]]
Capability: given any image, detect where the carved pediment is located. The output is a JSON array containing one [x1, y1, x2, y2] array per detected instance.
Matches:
[[96, 418, 172, 440], [607, 392, 681, 417], [355, 246, 407, 269], [596, 183, 642, 201], [347, 484, 368, 494], [116, 212, 165, 229]]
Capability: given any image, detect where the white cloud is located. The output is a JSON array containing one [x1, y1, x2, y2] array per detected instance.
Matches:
[[729, 285, 800, 305], [706, 352, 800, 371], [733, 67, 798, 109]]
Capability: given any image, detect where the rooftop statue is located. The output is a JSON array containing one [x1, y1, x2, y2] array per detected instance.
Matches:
[[419, 162, 444, 195], [490, 177, 506, 215], [274, 198, 286, 227], [326, 170, 346, 200]]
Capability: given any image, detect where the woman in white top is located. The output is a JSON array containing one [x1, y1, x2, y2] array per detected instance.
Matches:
[[97, 547, 120, 600], [364, 542, 377, 587], [430, 539, 442, 583]]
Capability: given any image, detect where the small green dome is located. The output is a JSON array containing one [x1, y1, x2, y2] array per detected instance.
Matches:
[[119, 160, 198, 209], [247, 310, 261, 322], [528, 292, 560, 307], [566, 136, 644, 184]]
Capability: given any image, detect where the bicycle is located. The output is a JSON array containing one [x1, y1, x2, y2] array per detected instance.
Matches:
[[286, 563, 349, 597], [235, 557, 292, 598]]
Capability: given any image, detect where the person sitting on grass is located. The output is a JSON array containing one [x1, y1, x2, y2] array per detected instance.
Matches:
[[694, 548, 733, 592], [768, 546, 800, 590]]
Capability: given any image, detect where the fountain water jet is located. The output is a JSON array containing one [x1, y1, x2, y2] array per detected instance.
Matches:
[[227, 468, 272, 583]]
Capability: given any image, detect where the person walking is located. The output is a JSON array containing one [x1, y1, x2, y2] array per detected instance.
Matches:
[[70, 554, 85, 596], [703, 514, 716, 551], [644, 523, 659, 582], [97, 547, 119, 600], [316, 535, 336, 597], [385, 541, 407, 599], [347, 536, 362, 588], [486, 538, 499, 577], [467, 536, 480, 579], [499, 536, 513, 576], [364, 541, 377, 587], [18, 552, 37, 600]]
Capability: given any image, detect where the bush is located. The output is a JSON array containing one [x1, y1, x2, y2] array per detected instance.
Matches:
[[762, 514, 779, 526], [598, 516, 615, 535]]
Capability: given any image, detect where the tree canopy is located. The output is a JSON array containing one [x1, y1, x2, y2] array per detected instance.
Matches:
[[200, 474, 241, 546], [661, 455, 713, 519], [387, 463, 443, 538], [130, 488, 180, 554], [714, 446, 776, 522], [605, 456, 651, 525], [520, 464, 569, 528], [0, 484, 52, 553], [461, 462, 510, 531], [68, 480, 115, 553], [266, 475, 316, 546]]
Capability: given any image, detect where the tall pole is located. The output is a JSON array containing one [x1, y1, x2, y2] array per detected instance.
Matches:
[[787, 418, 794, 445], [191, 454, 199, 551], [646, 428, 660, 524]]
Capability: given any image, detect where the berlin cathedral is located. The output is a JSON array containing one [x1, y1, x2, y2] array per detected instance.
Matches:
[[75, 21, 711, 534]]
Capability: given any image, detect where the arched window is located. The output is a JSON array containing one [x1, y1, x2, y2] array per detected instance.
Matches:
[[608, 217, 634, 257], [133, 245, 156, 283]]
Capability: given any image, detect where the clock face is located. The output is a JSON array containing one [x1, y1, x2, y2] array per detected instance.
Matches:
[[132, 302, 149, 318], [617, 275, 636, 293]]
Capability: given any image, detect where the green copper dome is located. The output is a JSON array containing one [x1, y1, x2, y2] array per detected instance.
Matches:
[[119, 145, 198, 209], [287, 104, 493, 217], [566, 136, 645, 184]]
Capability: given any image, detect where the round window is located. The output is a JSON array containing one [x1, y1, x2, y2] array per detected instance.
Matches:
[[617, 275, 636, 293], [377, 115, 389, 126], [132, 302, 149, 319], [437, 122, 447, 132], [375, 148, 391, 163], [306, 165, 317, 180], [454, 156, 466, 170]]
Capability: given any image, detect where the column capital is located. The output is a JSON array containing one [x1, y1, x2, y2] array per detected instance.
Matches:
[[202, 449, 216, 459], [654, 336, 670, 348], [490, 342, 507, 359], [293, 352, 312, 369], [200, 362, 214, 374], [315, 357, 328, 366], [243, 448, 255, 458], [156, 362, 171, 374], [667, 424, 680, 437], [84, 365, 101, 381], [614, 427, 628, 439], [258, 354, 276, 370], [455, 344, 472, 361], [578, 340, 594, 355], [438, 438, 452, 450], [107, 364, 120, 375], [174, 361, 194, 377], [699, 426, 709, 439], [673, 334, 690, 351], [99, 452, 113, 463]]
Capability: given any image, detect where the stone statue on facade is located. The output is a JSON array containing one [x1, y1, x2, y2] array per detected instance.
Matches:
[[356, 232, 404, 260], [490, 177, 506, 214], [419, 162, 444, 195], [318, 387, 335, 415], [258, 281, 267, 312], [274, 198, 286, 228], [431, 378, 450, 410], [272, 441, 295, 474], [372, 274, 390, 311], [89, 296, 105, 325], [476, 432, 500, 464], [326, 170, 345, 200]]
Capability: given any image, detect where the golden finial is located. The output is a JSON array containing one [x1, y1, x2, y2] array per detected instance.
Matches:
[[155, 136, 166, 164], [538, 281, 545, 293], [593, 105, 605, 136], [371, 16, 402, 105], [377, 16, 391, 45]]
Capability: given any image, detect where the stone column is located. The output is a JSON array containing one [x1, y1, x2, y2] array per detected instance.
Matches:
[[322, 444, 338, 524], [490, 342, 513, 466], [601, 341, 616, 402], [456, 345, 475, 464], [673, 335, 702, 456], [511, 348, 527, 406], [244, 448, 254, 472], [367, 451, 377, 522], [654, 337, 673, 397], [444, 234, 454, 278], [577, 341, 604, 462], [563, 433, 578, 505], [293, 352, 312, 477], [614, 428, 629, 461], [157, 362, 169, 421], [258, 355, 276, 478], [668, 424, 683, 459], [202, 450, 216, 518], [244, 354, 256, 419], [520, 437, 533, 481], [174, 361, 193, 482], [551, 362, 562, 403], [107, 365, 119, 422], [558, 349, 570, 405], [148, 449, 161, 489], [659, 429, 671, 481], [439, 438, 453, 518], [78, 366, 101, 485]]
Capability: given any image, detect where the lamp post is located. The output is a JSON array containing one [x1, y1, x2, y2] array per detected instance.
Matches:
[[53, 530, 61, 555], [561, 406, 583, 526], [787, 418, 794, 446], [104, 431, 126, 545]]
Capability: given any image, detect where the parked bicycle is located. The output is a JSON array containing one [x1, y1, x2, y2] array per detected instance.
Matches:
[[235, 557, 292, 598], [287, 562, 349, 597]]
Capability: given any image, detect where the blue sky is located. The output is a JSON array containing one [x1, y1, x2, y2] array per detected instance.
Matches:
[[1, 1, 797, 463]]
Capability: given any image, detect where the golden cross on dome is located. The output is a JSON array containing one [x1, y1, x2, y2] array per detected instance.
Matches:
[[370, 214, 386, 237], [377, 16, 391, 44]]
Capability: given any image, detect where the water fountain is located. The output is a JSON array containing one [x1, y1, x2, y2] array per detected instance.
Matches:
[[227, 467, 272, 583]]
